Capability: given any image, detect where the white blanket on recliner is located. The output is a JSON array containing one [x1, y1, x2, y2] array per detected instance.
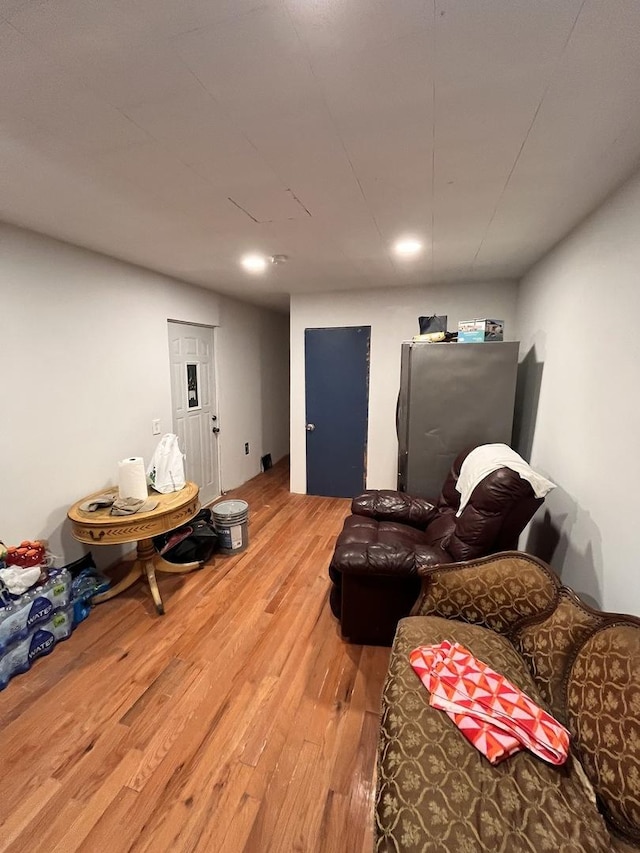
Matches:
[[456, 444, 555, 517]]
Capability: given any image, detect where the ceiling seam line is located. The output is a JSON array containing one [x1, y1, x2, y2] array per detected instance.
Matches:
[[7, 16, 158, 148], [178, 57, 304, 201], [6, 16, 228, 198], [282, 2, 399, 277], [471, 0, 588, 268]]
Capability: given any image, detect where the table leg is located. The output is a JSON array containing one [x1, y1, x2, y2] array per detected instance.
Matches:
[[137, 538, 165, 615], [154, 554, 203, 573], [143, 560, 165, 615], [91, 538, 204, 614]]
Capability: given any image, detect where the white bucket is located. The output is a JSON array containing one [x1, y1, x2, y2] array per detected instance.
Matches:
[[212, 499, 249, 555]]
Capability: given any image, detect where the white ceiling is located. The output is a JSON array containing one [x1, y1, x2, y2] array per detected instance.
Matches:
[[2, 1, 640, 310]]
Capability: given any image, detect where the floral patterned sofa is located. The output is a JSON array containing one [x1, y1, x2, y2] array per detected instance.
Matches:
[[375, 552, 640, 852]]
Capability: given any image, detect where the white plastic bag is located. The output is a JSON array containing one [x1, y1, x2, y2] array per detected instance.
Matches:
[[146, 433, 186, 494]]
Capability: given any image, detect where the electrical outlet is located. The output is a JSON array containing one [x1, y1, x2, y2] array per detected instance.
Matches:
[[152, 419, 161, 435], [244, 442, 249, 455]]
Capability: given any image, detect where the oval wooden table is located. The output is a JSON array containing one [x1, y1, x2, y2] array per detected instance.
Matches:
[[67, 482, 201, 615]]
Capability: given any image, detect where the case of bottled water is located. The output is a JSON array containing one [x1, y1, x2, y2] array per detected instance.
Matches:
[[0, 568, 71, 654], [0, 604, 73, 690]]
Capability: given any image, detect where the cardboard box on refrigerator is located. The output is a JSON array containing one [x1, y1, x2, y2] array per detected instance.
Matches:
[[457, 318, 504, 343]]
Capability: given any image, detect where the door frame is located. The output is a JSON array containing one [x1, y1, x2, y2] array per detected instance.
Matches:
[[167, 319, 223, 503]]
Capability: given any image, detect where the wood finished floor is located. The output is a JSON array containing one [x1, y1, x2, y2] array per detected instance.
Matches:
[[0, 460, 390, 853]]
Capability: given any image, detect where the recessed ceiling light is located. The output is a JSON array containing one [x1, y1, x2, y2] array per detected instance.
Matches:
[[241, 253, 268, 273], [393, 237, 423, 258]]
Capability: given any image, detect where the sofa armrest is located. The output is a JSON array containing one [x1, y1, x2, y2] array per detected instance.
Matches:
[[411, 551, 560, 634], [351, 490, 438, 529], [331, 542, 453, 578]]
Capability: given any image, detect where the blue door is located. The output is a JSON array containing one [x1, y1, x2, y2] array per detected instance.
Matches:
[[305, 326, 370, 497]]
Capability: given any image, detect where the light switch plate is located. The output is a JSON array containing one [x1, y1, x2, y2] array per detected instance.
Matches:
[[152, 419, 161, 435]]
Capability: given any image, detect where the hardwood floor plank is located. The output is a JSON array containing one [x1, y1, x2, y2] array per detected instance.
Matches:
[[74, 787, 140, 853], [125, 662, 213, 792], [126, 677, 279, 849], [268, 738, 323, 853], [0, 460, 390, 853], [119, 657, 190, 726], [219, 793, 261, 852], [0, 777, 63, 849]]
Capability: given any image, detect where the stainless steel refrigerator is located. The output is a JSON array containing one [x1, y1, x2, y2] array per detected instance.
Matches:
[[397, 341, 519, 498]]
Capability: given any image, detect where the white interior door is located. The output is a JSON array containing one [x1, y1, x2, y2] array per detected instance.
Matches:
[[168, 321, 220, 505]]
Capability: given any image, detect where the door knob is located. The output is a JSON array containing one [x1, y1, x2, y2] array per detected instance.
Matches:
[[306, 423, 315, 432]]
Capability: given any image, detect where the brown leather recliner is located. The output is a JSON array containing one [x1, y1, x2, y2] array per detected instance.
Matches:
[[328, 447, 544, 645]]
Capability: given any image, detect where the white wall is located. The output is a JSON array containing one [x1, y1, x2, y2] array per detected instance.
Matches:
[[290, 282, 519, 493], [216, 297, 290, 487], [516, 169, 640, 615], [0, 223, 289, 568]]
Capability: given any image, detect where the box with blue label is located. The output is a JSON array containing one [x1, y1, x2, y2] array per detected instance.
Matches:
[[458, 318, 504, 343]]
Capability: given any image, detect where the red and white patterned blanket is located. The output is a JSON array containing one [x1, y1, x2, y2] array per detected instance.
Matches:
[[410, 641, 570, 765]]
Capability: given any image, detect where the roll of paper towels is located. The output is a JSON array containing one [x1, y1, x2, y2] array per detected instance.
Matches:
[[118, 457, 148, 501]]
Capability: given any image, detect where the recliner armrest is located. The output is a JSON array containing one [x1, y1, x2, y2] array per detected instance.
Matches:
[[331, 542, 453, 578], [351, 490, 438, 529]]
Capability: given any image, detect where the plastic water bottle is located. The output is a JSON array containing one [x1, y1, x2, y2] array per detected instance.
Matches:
[[0, 602, 16, 655]]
